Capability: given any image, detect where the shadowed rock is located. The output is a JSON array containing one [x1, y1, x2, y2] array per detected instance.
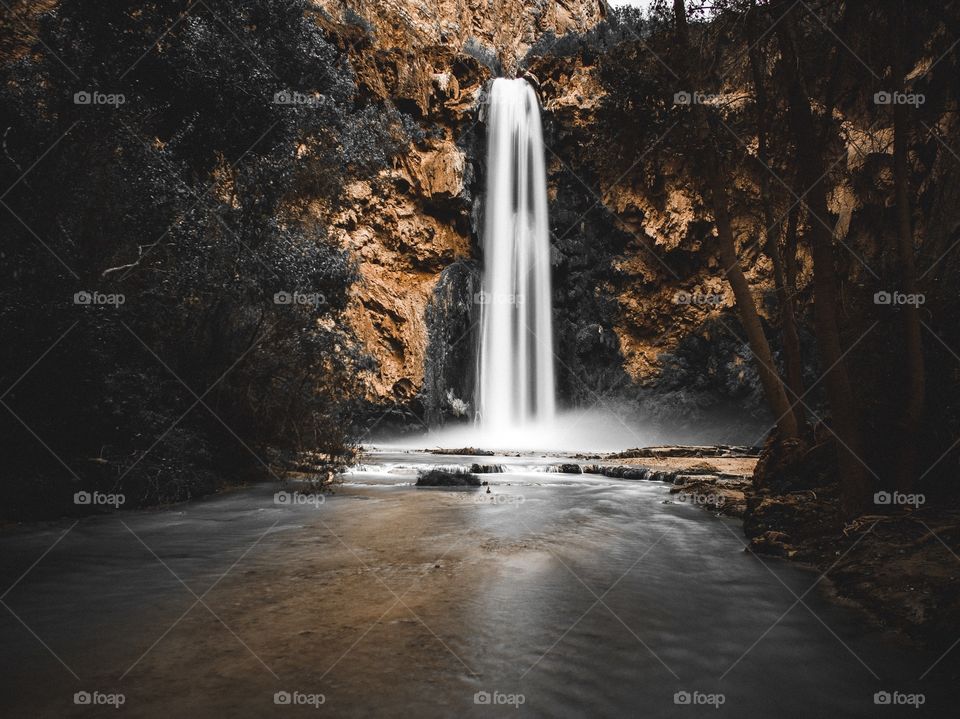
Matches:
[[470, 463, 505, 473], [547, 464, 582, 474], [416, 468, 481, 486], [427, 447, 495, 456]]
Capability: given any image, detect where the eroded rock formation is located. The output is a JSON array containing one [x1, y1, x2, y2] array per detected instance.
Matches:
[[312, 0, 608, 411], [313, 1, 836, 429]]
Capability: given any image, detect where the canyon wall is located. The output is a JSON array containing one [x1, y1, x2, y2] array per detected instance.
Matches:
[[312, 0, 613, 422], [313, 1, 816, 431], [314, 0, 787, 430]]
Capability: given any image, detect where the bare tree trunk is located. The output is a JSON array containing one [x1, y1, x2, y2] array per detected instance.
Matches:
[[747, 3, 807, 432], [673, 0, 799, 440], [775, 11, 871, 516], [781, 201, 805, 406], [707, 164, 800, 440], [892, 10, 925, 490]]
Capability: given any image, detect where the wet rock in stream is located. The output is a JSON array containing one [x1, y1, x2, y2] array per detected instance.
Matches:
[[416, 468, 481, 486], [470, 463, 505, 473]]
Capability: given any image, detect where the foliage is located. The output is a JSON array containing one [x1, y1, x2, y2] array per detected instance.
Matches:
[[0, 0, 398, 518], [526, 0, 960, 495]]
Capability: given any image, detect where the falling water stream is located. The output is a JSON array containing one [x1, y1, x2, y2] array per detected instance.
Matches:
[[476, 78, 556, 431]]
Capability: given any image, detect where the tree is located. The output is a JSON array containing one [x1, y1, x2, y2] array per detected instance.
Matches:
[[0, 0, 399, 517], [771, 2, 872, 515], [672, 0, 800, 440], [745, 1, 806, 432], [889, 0, 925, 490]]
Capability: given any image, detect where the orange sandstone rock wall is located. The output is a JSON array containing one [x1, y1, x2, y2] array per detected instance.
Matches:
[[312, 0, 608, 403]]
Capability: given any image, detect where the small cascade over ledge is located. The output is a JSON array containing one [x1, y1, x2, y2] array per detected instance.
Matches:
[[476, 78, 556, 433]]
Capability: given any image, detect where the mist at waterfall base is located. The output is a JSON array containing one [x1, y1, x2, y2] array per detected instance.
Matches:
[[378, 403, 769, 454], [375, 78, 770, 453]]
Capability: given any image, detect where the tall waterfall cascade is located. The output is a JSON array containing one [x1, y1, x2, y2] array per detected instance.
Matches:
[[476, 78, 556, 430]]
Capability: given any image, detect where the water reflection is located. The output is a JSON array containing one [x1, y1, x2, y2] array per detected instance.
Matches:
[[351, 452, 950, 718]]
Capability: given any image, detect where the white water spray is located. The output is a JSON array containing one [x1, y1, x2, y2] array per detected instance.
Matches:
[[476, 78, 556, 432]]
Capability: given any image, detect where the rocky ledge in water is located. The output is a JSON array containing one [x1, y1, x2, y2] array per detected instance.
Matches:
[[546, 463, 583, 474], [427, 447, 496, 456], [610, 445, 760, 459], [580, 451, 759, 518], [470, 463, 505, 473]]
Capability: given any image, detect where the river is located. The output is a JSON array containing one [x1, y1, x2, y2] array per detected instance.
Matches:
[[0, 451, 950, 717]]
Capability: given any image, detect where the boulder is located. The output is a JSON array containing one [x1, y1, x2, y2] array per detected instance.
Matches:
[[416, 468, 481, 486]]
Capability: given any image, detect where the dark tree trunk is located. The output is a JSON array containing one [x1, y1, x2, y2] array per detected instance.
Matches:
[[774, 10, 871, 516], [673, 0, 799, 440], [747, 3, 807, 432], [892, 8, 925, 490], [781, 201, 806, 408]]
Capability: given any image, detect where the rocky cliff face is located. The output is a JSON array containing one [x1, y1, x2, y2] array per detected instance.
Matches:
[[313, 1, 820, 431], [307, 0, 778, 432], [311, 0, 608, 415], [523, 29, 960, 442], [527, 50, 789, 426]]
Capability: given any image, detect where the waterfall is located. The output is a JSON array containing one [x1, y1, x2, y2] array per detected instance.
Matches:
[[476, 78, 556, 431]]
